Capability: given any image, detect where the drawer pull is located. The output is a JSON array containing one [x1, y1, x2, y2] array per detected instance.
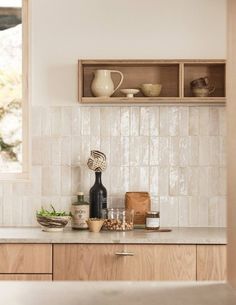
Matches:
[[115, 251, 134, 256]]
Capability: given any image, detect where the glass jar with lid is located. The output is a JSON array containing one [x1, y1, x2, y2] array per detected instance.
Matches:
[[146, 211, 160, 230]]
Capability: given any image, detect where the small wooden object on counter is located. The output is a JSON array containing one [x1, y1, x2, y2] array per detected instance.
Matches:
[[86, 218, 104, 233], [125, 192, 150, 226]]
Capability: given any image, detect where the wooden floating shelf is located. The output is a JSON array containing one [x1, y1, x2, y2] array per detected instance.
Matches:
[[78, 59, 226, 106]]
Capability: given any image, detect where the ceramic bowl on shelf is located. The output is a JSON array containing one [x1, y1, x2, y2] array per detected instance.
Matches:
[[36, 215, 71, 232], [140, 83, 162, 97], [120, 89, 140, 98]]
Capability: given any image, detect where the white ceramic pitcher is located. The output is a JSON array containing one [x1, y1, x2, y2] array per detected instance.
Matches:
[[91, 69, 124, 97]]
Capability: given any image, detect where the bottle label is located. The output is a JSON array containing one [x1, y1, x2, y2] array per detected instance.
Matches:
[[71, 205, 89, 229], [146, 218, 160, 228]]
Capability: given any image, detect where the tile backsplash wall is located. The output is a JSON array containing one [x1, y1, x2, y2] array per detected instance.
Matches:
[[0, 105, 226, 227]]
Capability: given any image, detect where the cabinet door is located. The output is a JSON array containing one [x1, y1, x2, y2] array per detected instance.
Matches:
[[197, 245, 226, 281], [53, 244, 196, 281], [0, 244, 52, 273], [0, 274, 52, 281]]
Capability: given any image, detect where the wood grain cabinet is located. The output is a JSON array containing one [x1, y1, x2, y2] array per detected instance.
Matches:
[[197, 245, 227, 281], [53, 244, 196, 281], [0, 244, 52, 276]]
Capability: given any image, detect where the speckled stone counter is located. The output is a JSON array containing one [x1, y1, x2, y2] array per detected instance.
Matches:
[[0, 282, 235, 305], [0, 227, 226, 244]]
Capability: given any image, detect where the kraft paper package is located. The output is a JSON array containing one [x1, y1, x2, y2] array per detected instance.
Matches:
[[125, 192, 151, 226]]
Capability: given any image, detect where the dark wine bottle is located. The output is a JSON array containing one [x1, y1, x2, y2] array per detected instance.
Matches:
[[89, 171, 107, 218]]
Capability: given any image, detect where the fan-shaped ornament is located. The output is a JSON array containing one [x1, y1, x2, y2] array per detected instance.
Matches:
[[87, 150, 107, 172]]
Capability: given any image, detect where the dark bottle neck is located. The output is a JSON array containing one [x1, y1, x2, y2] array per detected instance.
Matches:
[[95, 171, 102, 184]]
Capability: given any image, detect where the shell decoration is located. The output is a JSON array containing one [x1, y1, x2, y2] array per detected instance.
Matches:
[[87, 150, 107, 172]]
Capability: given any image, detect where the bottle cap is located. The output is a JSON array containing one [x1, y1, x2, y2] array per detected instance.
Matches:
[[77, 192, 84, 196]]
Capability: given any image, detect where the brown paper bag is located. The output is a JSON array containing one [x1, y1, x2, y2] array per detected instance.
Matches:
[[125, 192, 150, 225]]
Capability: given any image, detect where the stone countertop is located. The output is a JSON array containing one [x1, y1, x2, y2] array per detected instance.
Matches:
[[0, 227, 226, 244], [0, 282, 235, 305]]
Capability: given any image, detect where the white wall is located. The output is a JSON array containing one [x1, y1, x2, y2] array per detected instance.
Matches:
[[31, 0, 227, 106]]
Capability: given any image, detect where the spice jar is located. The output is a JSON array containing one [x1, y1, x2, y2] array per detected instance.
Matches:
[[146, 211, 160, 230]]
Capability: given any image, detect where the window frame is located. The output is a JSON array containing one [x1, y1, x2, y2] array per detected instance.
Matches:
[[0, 0, 30, 180]]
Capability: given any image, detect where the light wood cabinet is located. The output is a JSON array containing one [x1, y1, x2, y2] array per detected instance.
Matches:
[[0, 244, 52, 274], [197, 245, 227, 281], [78, 59, 226, 105], [53, 244, 196, 281], [0, 275, 52, 281]]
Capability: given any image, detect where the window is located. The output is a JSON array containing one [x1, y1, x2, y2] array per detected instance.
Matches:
[[0, 0, 28, 179]]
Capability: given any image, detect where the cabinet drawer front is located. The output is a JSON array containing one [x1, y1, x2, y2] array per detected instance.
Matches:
[[0, 274, 52, 281], [197, 245, 227, 281], [0, 244, 52, 274], [53, 244, 196, 281]]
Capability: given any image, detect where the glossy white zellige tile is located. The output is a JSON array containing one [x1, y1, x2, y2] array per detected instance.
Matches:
[[218, 196, 227, 227], [51, 107, 62, 136], [29, 166, 42, 196], [120, 137, 129, 166], [120, 166, 129, 193], [120, 107, 130, 136], [158, 167, 169, 196], [209, 107, 219, 136], [219, 107, 226, 136], [169, 167, 179, 196], [90, 136, 101, 152], [208, 167, 220, 196], [61, 137, 71, 166], [151, 196, 159, 211], [129, 137, 140, 166], [219, 167, 227, 196], [158, 137, 169, 166], [80, 135, 91, 165], [61, 166, 72, 196], [198, 197, 209, 227], [41, 107, 51, 136], [51, 138, 61, 165], [71, 166, 81, 195], [130, 107, 140, 136], [160, 196, 179, 227], [32, 137, 42, 165], [90, 107, 101, 136], [179, 167, 188, 195], [71, 106, 81, 136], [199, 167, 209, 196], [150, 166, 159, 196], [159, 107, 169, 136], [80, 107, 91, 136], [178, 196, 189, 227], [42, 166, 61, 196], [199, 107, 209, 136], [208, 197, 219, 227], [169, 137, 179, 166], [139, 136, 149, 166], [179, 107, 189, 136], [189, 136, 199, 166], [61, 107, 72, 136], [150, 107, 159, 136], [169, 107, 179, 136], [32, 107, 42, 137], [110, 107, 121, 136], [41, 138, 51, 166], [209, 136, 220, 166], [139, 167, 149, 191], [179, 137, 189, 166], [100, 137, 111, 165], [129, 167, 140, 190], [110, 137, 121, 166], [187, 167, 199, 196], [189, 107, 199, 135], [140, 107, 150, 136], [150, 137, 159, 166], [188, 196, 199, 226], [199, 136, 210, 166], [219, 136, 227, 166], [71, 136, 81, 165], [100, 107, 111, 137]]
